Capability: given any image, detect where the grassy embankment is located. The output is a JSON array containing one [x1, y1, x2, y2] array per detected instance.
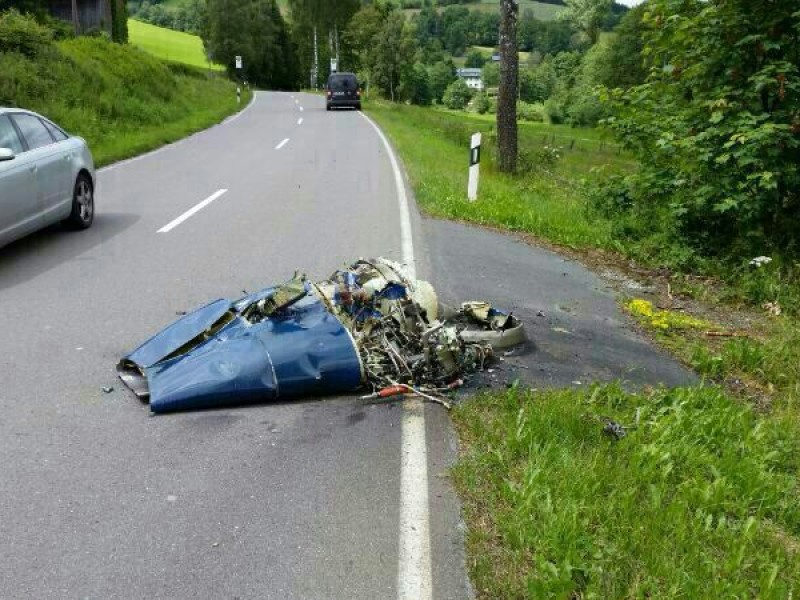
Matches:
[[0, 15, 244, 166], [128, 18, 222, 71], [367, 101, 800, 597]]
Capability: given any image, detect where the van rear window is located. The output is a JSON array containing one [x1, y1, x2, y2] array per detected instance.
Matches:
[[329, 75, 357, 91]]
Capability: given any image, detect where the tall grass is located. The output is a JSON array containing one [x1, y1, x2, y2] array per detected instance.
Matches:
[[454, 384, 800, 598], [367, 101, 619, 250]]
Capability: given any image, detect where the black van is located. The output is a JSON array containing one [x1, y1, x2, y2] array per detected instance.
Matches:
[[326, 72, 361, 111]]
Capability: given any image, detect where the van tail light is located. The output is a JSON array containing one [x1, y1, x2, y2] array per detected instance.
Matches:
[[357, 90, 361, 97]]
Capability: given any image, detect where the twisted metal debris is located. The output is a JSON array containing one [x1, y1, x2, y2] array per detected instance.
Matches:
[[117, 257, 525, 413]]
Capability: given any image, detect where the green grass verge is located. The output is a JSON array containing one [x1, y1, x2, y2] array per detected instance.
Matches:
[[128, 19, 222, 71], [1, 34, 246, 167], [453, 384, 800, 598], [366, 101, 622, 249]]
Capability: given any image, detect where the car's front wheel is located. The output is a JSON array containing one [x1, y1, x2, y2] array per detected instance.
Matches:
[[63, 172, 94, 230]]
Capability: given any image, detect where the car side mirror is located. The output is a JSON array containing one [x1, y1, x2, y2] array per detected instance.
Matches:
[[0, 148, 15, 161]]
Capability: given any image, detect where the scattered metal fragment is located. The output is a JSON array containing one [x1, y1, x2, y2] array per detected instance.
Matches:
[[102, 386, 114, 394], [117, 258, 526, 413], [603, 420, 626, 441]]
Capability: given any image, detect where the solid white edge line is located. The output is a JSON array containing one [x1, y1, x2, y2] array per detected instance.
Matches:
[[99, 92, 259, 174], [298, 118, 304, 125], [275, 138, 290, 150], [359, 111, 430, 600], [157, 189, 227, 233], [299, 106, 304, 112]]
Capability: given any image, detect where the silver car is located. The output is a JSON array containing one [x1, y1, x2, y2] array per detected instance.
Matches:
[[0, 108, 95, 248]]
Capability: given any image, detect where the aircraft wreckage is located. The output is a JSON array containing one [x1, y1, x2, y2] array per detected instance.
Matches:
[[117, 258, 525, 413]]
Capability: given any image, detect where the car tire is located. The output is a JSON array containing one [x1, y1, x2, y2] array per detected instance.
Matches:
[[63, 172, 94, 230], [355, 103, 362, 111], [326, 104, 331, 111]]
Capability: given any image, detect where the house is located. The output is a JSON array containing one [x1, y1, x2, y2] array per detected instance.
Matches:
[[456, 68, 484, 91], [47, 0, 113, 35]]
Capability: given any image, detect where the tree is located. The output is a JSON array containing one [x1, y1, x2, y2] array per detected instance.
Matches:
[[288, 0, 360, 85], [373, 11, 414, 101], [596, 3, 647, 89], [344, 4, 389, 94], [402, 62, 432, 105], [605, 0, 800, 258], [559, 0, 612, 46], [202, 0, 298, 89], [497, 0, 518, 173], [464, 49, 485, 68], [428, 60, 455, 103]]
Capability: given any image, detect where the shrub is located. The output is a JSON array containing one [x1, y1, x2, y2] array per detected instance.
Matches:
[[472, 91, 489, 114], [517, 101, 544, 122], [443, 78, 472, 110], [543, 96, 565, 124], [0, 9, 53, 57]]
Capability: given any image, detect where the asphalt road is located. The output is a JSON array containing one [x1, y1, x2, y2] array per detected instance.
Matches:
[[0, 92, 692, 599]]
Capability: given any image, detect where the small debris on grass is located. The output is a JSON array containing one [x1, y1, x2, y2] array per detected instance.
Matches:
[[603, 420, 627, 441]]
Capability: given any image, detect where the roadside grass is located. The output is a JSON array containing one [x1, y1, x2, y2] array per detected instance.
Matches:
[[625, 298, 800, 413], [366, 101, 620, 249], [128, 19, 222, 71], [368, 99, 800, 596], [453, 384, 800, 598], [1, 32, 245, 167]]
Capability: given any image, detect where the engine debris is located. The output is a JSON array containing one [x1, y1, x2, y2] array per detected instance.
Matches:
[[117, 258, 526, 413]]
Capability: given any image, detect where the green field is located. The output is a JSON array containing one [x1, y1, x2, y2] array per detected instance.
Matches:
[[128, 19, 222, 71]]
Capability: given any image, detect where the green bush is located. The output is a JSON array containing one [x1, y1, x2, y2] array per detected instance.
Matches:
[[0, 9, 53, 57], [517, 101, 544, 122], [472, 91, 489, 114], [543, 96, 566, 124], [443, 78, 472, 110]]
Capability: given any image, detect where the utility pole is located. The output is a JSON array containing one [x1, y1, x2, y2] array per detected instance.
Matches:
[[497, 0, 519, 173], [312, 26, 319, 90]]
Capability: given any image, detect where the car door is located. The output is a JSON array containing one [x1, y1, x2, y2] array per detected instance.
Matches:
[[39, 118, 76, 221], [10, 113, 71, 227], [0, 114, 39, 247]]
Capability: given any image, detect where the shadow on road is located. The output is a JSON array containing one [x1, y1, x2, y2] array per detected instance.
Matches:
[[0, 212, 141, 291]]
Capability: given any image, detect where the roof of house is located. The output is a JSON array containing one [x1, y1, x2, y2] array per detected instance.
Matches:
[[456, 68, 483, 77]]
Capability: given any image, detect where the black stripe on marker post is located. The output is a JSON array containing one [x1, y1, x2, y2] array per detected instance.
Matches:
[[470, 145, 481, 167]]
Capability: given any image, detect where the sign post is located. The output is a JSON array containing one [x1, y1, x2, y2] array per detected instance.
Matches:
[[468, 132, 481, 201], [235, 55, 243, 104]]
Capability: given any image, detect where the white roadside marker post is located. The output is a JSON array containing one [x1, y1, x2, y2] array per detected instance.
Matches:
[[235, 55, 243, 104], [468, 132, 481, 202]]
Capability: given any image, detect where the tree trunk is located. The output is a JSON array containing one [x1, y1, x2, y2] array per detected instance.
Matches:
[[71, 0, 80, 35], [497, 0, 519, 173]]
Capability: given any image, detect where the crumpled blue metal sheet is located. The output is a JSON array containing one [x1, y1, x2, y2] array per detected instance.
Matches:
[[118, 292, 363, 413]]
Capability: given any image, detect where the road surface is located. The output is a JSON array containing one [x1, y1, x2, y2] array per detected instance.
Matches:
[[0, 92, 691, 598]]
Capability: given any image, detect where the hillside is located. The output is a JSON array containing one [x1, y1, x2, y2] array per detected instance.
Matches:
[[0, 11, 244, 166], [128, 18, 222, 70]]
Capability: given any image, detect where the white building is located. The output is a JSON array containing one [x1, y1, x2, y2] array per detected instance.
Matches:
[[456, 68, 484, 91]]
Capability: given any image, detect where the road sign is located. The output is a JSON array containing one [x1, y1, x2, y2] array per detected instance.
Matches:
[[235, 55, 243, 70], [330, 58, 338, 73]]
